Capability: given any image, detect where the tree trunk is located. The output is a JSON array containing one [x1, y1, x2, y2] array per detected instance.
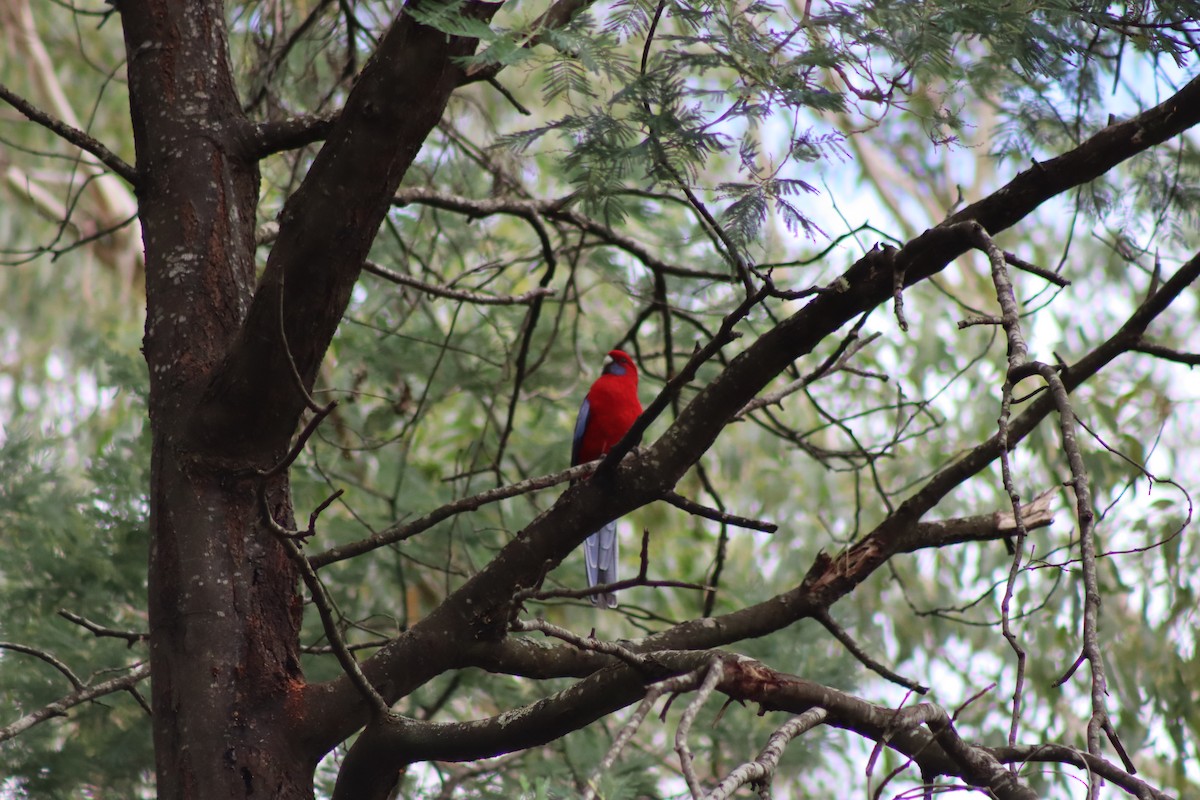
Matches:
[[119, 0, 491, 793], [147, 450, 310, 798], [120, 0, 312, 796]]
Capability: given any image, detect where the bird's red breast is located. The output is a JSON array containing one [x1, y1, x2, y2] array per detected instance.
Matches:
[[573, 350, 642, 465]]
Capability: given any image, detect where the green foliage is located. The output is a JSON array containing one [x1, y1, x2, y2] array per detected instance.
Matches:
[[4, 0, 1200, 797], [0, 350, 151, 797]]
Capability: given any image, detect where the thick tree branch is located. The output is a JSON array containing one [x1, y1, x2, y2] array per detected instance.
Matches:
[[189, 2, 500, 457], [463, 494, 1057, 685], [336, 650, 1153, 800], [246, 112, 339, 159], [300, 74, 1200, 758]]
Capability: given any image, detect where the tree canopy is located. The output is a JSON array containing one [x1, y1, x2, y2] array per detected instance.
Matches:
[[2, 0, 1199, 798]]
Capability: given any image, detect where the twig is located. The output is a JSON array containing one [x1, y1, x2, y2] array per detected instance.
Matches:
[[493, 240, 557, 470], [735, 325, 882, 419], [965, 218, 1114, 793], [997, 743, 1170, 800], [259, 403, 338, 484], [485, 76, 531, 115], [1102, 717, 1136, 775], [762, 275, 852, 301], [0, 663, 150, 743], [975, 221, 1036, 766], [814, 610, 927, 693], [277, 533, 390, 717], [693, 462, 730, 617], [260, 481, 343, 541], [0, 81, 137, 185], [1131, 338, 1200, 366], [510, 618, 653, 671], [310, 461, 600, 568], [393, 187, 732, 282], [702, 709, 829, 799], [1004, 251, 1071, 287], [1069, 415, 1194, 560], [0, 642, 83, 690], [583, 664, 715, 800], [997, 382, 1030, 759], [662, 491, 777, 533], [363, 259, 555, 305], [958, 314, 1003, 328], [676, 657, 724, 799], [526, 577, 710, 605], [865, 689, 916, 782], [953, 683, 997, 720], [57, 610, 147, 645], [519, 528, 710, 605], [1038, 361, 1110, 795]]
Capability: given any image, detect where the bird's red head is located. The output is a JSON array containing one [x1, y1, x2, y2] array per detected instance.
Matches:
[[604, 349, 637, 378]]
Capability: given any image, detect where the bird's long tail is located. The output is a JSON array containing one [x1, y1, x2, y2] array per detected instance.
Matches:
[[584, 520, 619, 608]]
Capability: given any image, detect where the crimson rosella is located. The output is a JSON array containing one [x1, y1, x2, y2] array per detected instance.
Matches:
[[572, 349, 643, 608]]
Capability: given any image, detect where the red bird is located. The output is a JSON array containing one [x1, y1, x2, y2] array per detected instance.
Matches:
[[572, 349, 642, 608]]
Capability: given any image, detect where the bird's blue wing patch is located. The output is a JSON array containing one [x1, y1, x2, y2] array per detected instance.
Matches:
[[571, 396, 590, 467]]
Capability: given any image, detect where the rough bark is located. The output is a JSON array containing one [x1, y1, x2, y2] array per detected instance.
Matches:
[[119, 0, 493, 796], [119, 0, 312, 794]]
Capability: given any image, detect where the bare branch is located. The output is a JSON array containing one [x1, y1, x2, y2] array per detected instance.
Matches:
[[0, 663, 150, 744], [520, 528, 711, 606], [814, 610, 928, 694], [735, 327, 882, 418], [0, 81, 137, 185], [1004, 251, 1071, 287], [393, 188, 733, 282], [512, 618, 655, 671], [1037, 361, 1109, 793], [279, 533, 390, 718], [662, 491, 778, 533], [363, 258, 556, 305], [57, 610, 147, 646], [703, 709, 829, 800], [246, 112, 339, 158], [0, 642, 83, 691], [676, 658, 725, 799], [1131, 338, 1200, 366], [310, 461, 600, 568], [584, 667, 713, 800]]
